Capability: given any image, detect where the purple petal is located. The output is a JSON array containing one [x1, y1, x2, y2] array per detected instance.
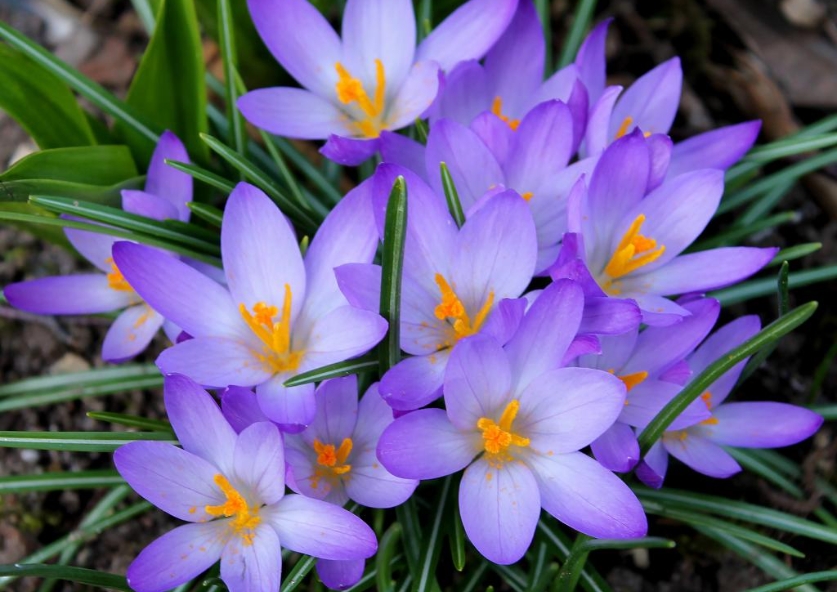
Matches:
[[632, 294, 691, 327], [575, 19, 611, 105], [701, 402, 823, 448], [469, 110, 514, 161], [379, 353, 448, 411], [335, 263, 381, 312], [416, 0, 518, 71], [256, 376, 316, 432], [156, 337, 271, 389], [126, 521, 227, 592], [320, 136, 381, 166], [668, 121, 761, 179], [222, 386, 269, 433], [4, 275, 134, 315], [578, 296, 641, 336], [220, 523, 281, 592], [299, 305, 387, 370], [233, 422, 285, 504], [353, 383, 395, 447], [102, 304, 164, 362], [264, 494, 377, 560], [528, 451, 648, 538], [121, 190, 180, 222], [380, 131, 427, 176], [621, 380, 709, 430], [566, 80, 590, 154], [646, 133, 673, 192], [146, 130, 192, 222], [345, 445, 419, 508], [307, 376, 359, 446], [583, 85, 621, 157], [63, 223, 120, 272], [444, 337, 513, 430], [636, 441, 668, 489], [459, 458, 540, 565], [113, 441, 224, 522], [590, 422, 639, 473], [283, 442, 341, 502], [317, 559, 365, 591], [432, 60, 489, 125], [534, 63, 580, 107], [377, 408, 479, 479], [663, 432, 741, 478], [480, 296, 526, 345], [239, 88, 349, 139], [385, 61, 442, 130], [611, 57, 682, 138]]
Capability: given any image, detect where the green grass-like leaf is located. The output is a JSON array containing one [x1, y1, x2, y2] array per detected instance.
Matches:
[[280, 555, 316, 592], [379, 176, 408, 375], [376, 523, 403, 592], [185, 201, 225, 227], [440, 163, 466, 227], [556, 0, 598, 68], [745, 571, 837, 592], [0, 565, 130, 591], [217, 0, 246, 162], [87, 411, 173, 432], [713, 269, 837, 306], [0, 470, 123, 493], [414, 477, 452, 592], [167, 160, 236, 195], [283, 355, 378, 387], [0, 431, 177, 452]]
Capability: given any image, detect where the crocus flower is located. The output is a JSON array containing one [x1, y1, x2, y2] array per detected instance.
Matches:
[[550, 132, 777, 325], [636, 316, 824, 488], [337, 164, 538, 411], [4, 131, 192, 362], [238, 0, 518, 166], [377, 280, 647, 564], [114, 374, 377, 592], [113, 181, 387, 430]]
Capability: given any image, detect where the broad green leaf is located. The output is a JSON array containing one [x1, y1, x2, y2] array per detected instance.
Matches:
[[379, 177, 408, 375], [117, 0, 208, 166], [0, 45, 95, 148], [0, 470, 123, 493], [1, 146, 137, 185], [0, 203, 68, 246], [0, 565, 130, 591]]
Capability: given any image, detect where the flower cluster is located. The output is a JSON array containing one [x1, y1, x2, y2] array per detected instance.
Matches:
[[4, 0, 824, 590]]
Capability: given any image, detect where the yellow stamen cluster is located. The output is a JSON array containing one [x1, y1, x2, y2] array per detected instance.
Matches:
[[105, 257, 133, 292], [433, 274, 494, 346], [311, 438, 353, 490], [601, 214, 666, 294], [335, 60, 387, 138], [477, 400, 530, 468], [239, 284, 303, 374], [205, 474, 261, 545], [491, 96, 520, 131]]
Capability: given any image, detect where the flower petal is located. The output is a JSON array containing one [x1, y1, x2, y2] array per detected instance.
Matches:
[[668, 121, 761, 179], [234, 422, 285, 504], [700, 402, 823, 448], [379, 131, 428, 177], [575, 19, 611, 105], [590, 422, 640, 473], [320, 136, 381, 166], [63, 223, 120, 272], [146, 130, 192, 222], [102, 304, 164, 362], [298, 305, 387, 371], [239, 88, 350, 139], [610, 57, 682, 137], [317, 559, 365, 591], [121, 190, 180, 222], [4, 275, 133, 315], [156, 337, 271, 389], [221, 386, 268, 433], [307, 376, 360, 446], [220, 523, 281, 592], [635, 441, 668, 489], [662, 432, 741, 478], [432, 60, 489, 125], [379, 351, 449, 411], [334, 263, 381, 312], [345, 447, 419, 508], [385, 60, 442, 130], [256, 376, 316, 432]]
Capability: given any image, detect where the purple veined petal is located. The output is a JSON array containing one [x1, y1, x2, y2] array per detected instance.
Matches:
[[239, 88, 351, 139], [610, 57, 682, 138], [297, 305, 387, 371], [425, 118, 505, 212], [121, 190, 180, 222], [379, 351, 449, 411], [459, 457, 540, 565], [377, 408, 480, 479], [345, 443, 419, 508], [112, 242, 248, 341], [562, 334, 601, 365], [320, 135, 381, 166], [233, 422, 285, 504], [451, 191, 538, 308], [433, 60, 489, 125], [416, 0, 518, 72], [379, 131, 427, 177], [590, 421, 640, 473], [162, 319, 183, 344], [165, 374, 238, 474], [621, 380, 709, 430], [113, 441, 224, 522], [247, 0, 341, 98], [146, 130, 192, 222], [659, 359, 691, 385], [533, 63, 580, 107], [480, 296, 527, 346], [101, 304, 165, 363], [352, 383, 394, 447], [63, 224, 121, 272], [646, 133, 673, 192], [484, 0, 545, 117], [399, 272, 455, 357], [548, 251, 603, 299], [317, 559, 365, 591], [385, 60, 442, 130], [156, 337, 272, 389], [221, 386, 269, 434], [625, 247, 777, 297], [528, 450, 648, 538], [662, 431, 741, 478], [126, 521, 227, 592], [574, 19, 611, 106], [222, 183, 306, 320], [256, 376, 316, 432], [667, 121, 762, 179], [578, 296, 641, 336], [182, 256, 227, 285], [341, 0, 416, 94], [635, 440, 668, 489], [219, 523, 281, 592], [699, 402, 823, 449], [631, 294, 691, 327], [566, 80, 590, 155], [263, 494, 377, 560], [518, 367, 627, 454], [578, 329, 637, 372], [334, 263, 381, 312], [504, 279, 585, 391], [582, 85, 621, 157], [4, 274, 135, 315], [283, 442, 337, 501], [306, 376, 360, 447], [444, 336, 513, 431], [470, 111, 514, 163]]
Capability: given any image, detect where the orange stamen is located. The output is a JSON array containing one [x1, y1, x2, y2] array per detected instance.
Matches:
[[491, 96, 521, 131], [601, 214, 666, 294], [433, 274, 494, 345], [239, 284, 303, 373], [334, 60, 387, 138], [105, 258, 133, 292], [477, 400, 530, 467], [205, 474, 261, 545]]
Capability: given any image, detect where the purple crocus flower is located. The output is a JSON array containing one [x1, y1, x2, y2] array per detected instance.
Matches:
[[238, 0, 518, 166], [636, 316, 824, 488], [550, 132, 777, 325], [114, 374, 377, 592], [377, 280, 647, 564], [337, 164, 538, 411], [4, 131, 192, 362], [112, 181, 387, 431]]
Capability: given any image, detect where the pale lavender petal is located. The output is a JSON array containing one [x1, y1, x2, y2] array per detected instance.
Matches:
[[416, 0, 517, 71], [317, 559, 365, 591], [590, 422, 639, 473], [562, 334, 601, 364], [433, 60, 488, 125], [470, 110, 513, 161], [335, 263, 381, 312], [379, 353, 448, 411], [156, 338, 271, 389], [578, 296, 642, 336], [121, 190, 180, 222], [377, 408, 479, 479], [113, 442, 223, 522], [583, 85, 621, 156], [264, 494, 377, 560], [64, 223, 121, 272], [352, 383, 394, 448], [320, 135, 381, 166], [308, 376, 359, 446], [636, 441, 668, 489], [668, 121, 761, 179], [621, 380, 709, 430], [126, 521, 227, 592], [529, 451, 647, 538], [345, 445, 419, 508], [283, 443, 338, 501], [459, 458, 540, 565], [233, 422, 285, 504], [659, 359, 691, 385], [566, 79, 590, 154], [480, 297, 526, 345], [646, 133, 673, 192], [533, 64, 580, 106], [575, 19, 611, 105], [701, 402, 823, 448], [379, 131, 427, 176], [610, 57, 682, 138], [663, 432, 741, 478], [221, 386, 268, 433], [239, 88, 350, 139], [632, 294, 691, 327], [444, 337, 512, 430], [385, 61, 442, 130], [4, 275, 134, 315], [220, 523, 281, 592], [299, 305, 387, 370], [102, 304, 164, 362], [256, 376, 316, 432], [146, 130, 192, 222]]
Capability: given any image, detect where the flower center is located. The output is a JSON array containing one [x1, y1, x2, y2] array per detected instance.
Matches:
[[600, 214, 665, 294], [239, 284, 304, 374], [334, 60, 387, 138], [205, 474, 261, 545], [491, 96, 520, 131], [105, 257, 133, 292], [433, 273, 494, 347], [477, 400, 530, 467], [311, 438, 353, 490]]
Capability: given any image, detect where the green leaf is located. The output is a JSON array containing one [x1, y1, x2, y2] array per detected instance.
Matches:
[[449, 499, 466, 572], [0, 565, 130, 591], [217, 0, 246, 163], [745, 571, 837, 592], [117, 0, 208, 166], [165, 160, 236, 195], [712, 268, 837, 306], [0, 44, 95, 148], [186, 201, 225, 228], [536, 521, 611, 592], [0, 470, 123, 493], [413, 477, 452, 592], [87, 411, 173, 432], [0, 431, 177, 452], [0, 203, 68, 246], [283, 355, 379, 387], [395, 498, 422, 580], [692, 211, 797, 251], [768, 243, 821, 266], [280, 555, 316, 592], [556, 0, 598, 68], [379, 177, 408, 375], [637, 302, 817, 453], [376, 523, 403, 592], [440, 163, 465, 227], [0, 146, 137, 187]]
